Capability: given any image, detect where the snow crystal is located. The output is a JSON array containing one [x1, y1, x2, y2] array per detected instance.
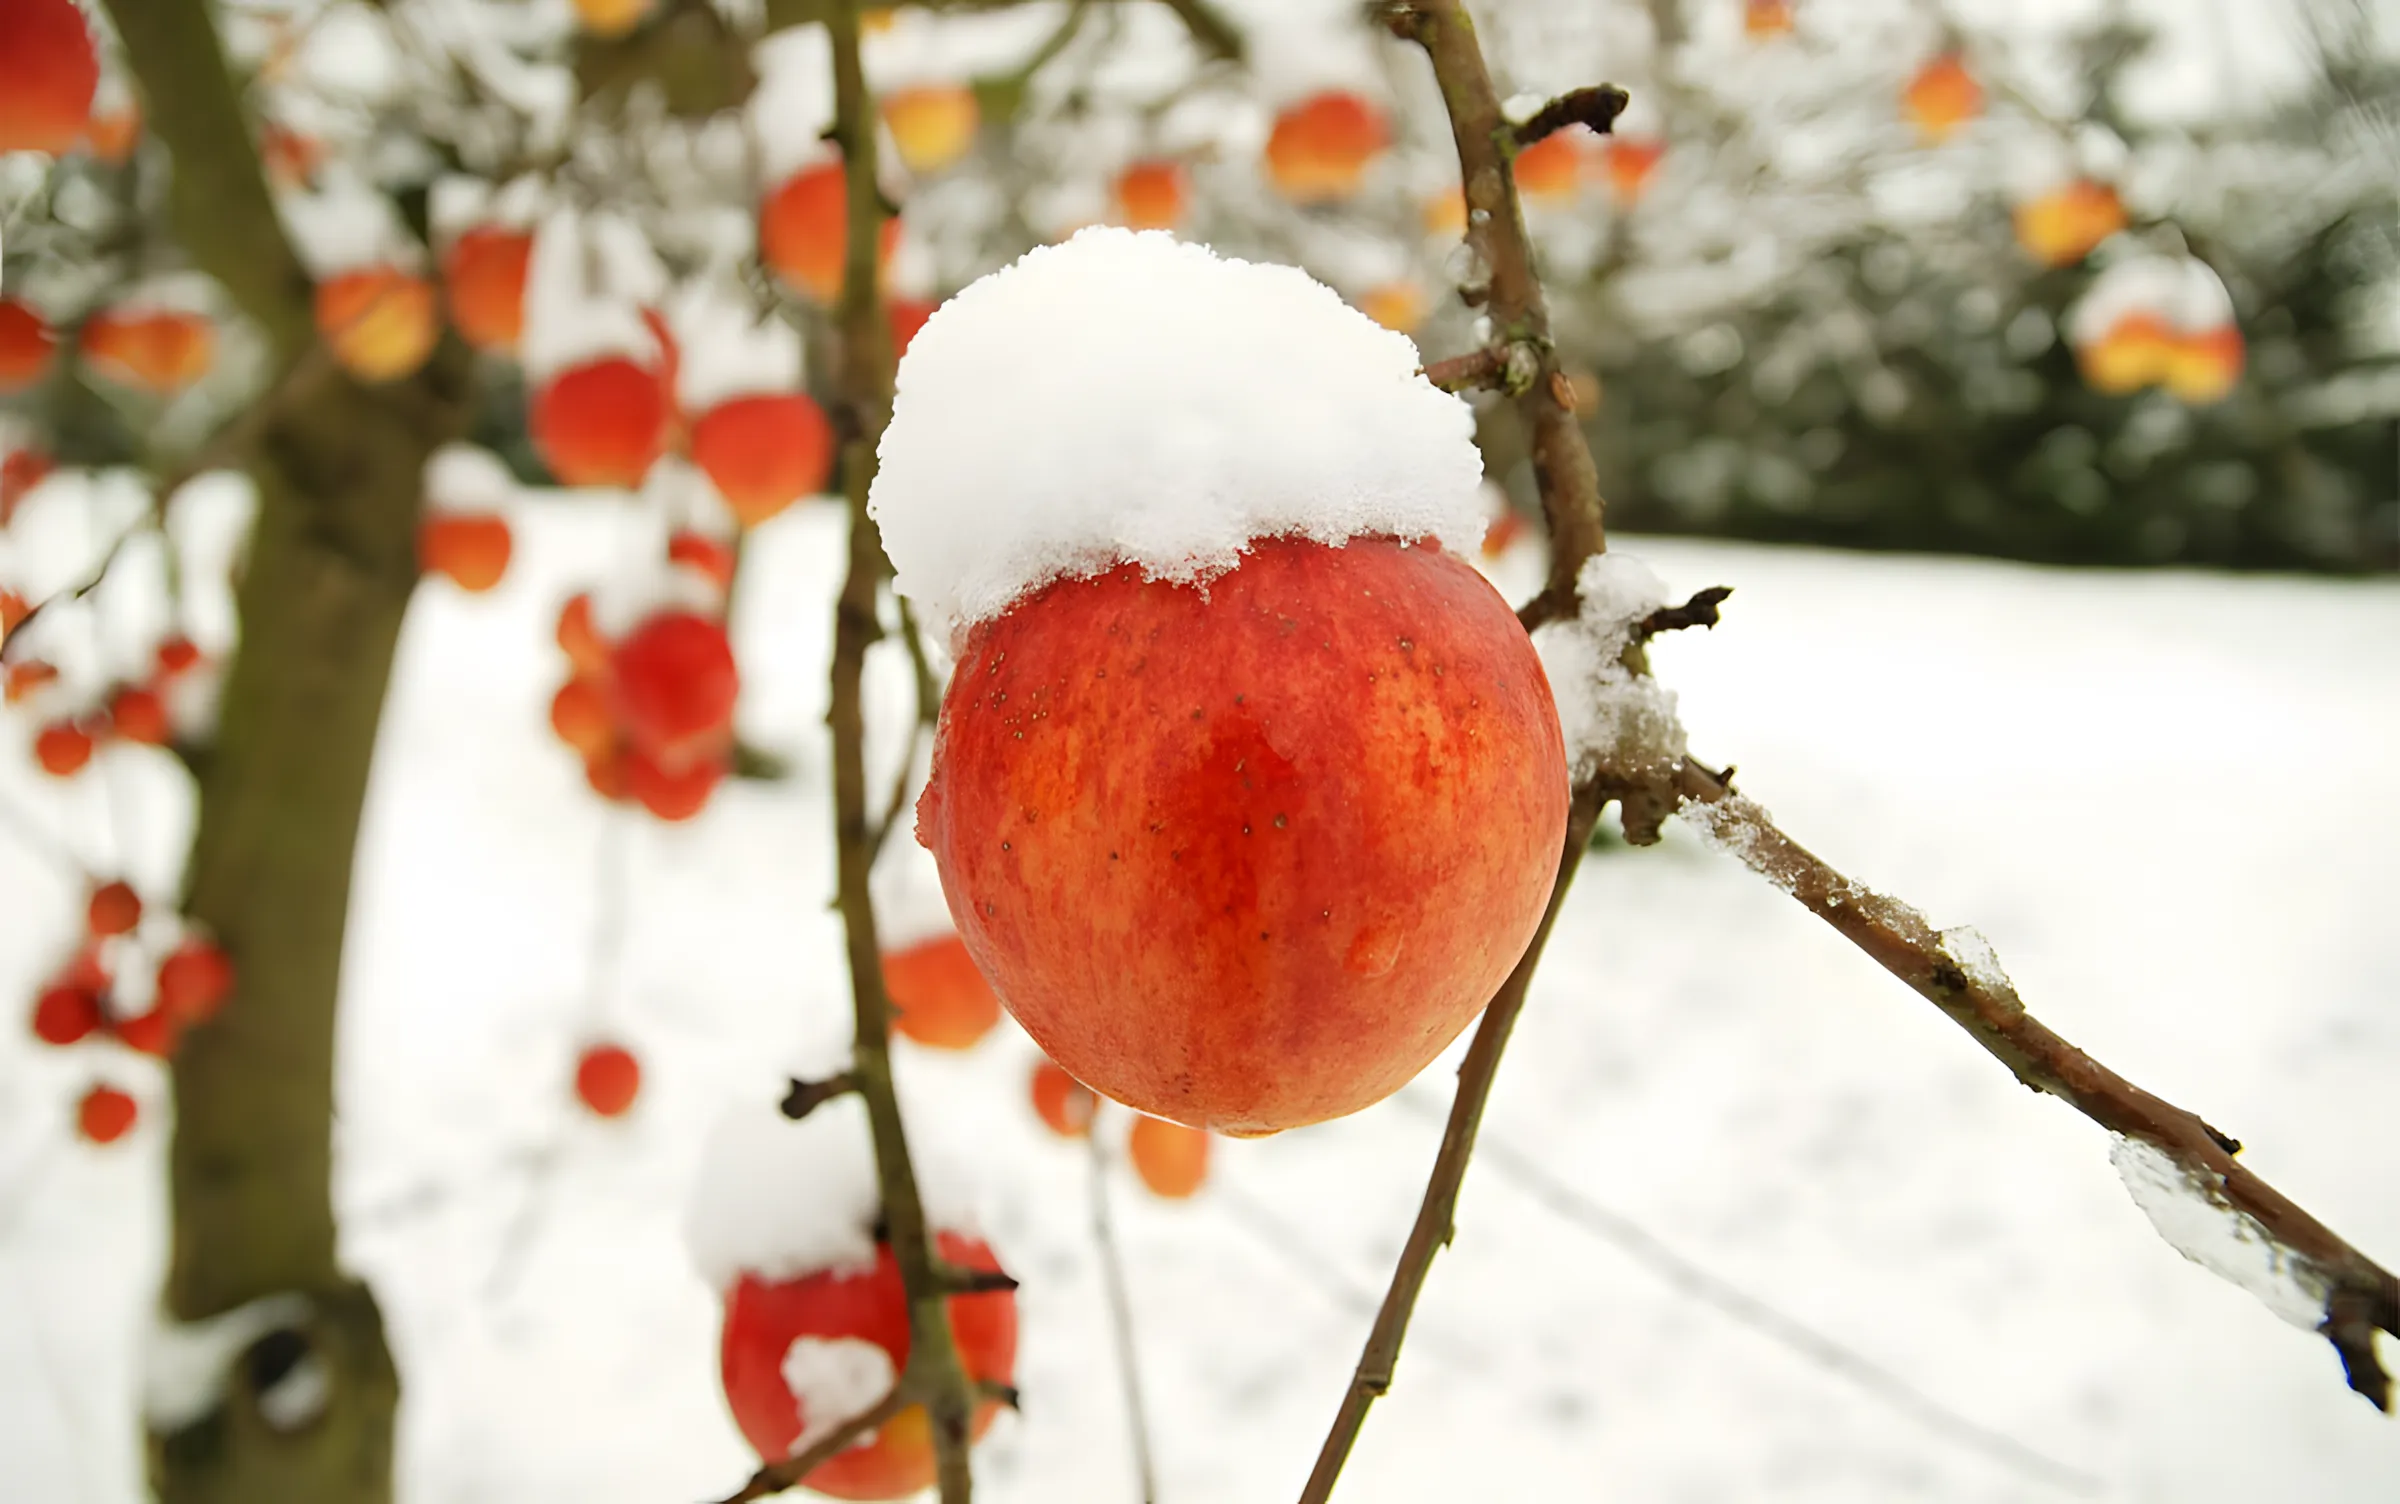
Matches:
[[868, 228, 1484, 635], [2110, 1135, 2331, 1331], [782, 1336, 897, 1453], [422, 444, 517, 515], [1532, 552, 1689, 778], [684, 1087, 982, 1292]]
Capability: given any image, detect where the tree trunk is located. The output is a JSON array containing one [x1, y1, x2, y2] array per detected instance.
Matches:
[[92, 3, 475, 1497]]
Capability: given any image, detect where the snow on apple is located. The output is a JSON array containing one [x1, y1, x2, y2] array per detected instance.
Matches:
[[873, 228, 1568, 1134]]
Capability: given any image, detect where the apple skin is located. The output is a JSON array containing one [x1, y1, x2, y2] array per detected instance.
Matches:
[[916, 535, 1568, 1135], [720, 1232, 1016, 1500]]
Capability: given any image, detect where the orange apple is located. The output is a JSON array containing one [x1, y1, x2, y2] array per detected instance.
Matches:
[[1513, 129, 1586, 204], [81, 307, 216, 393], [259, 122, 324, 189], [32, 982, 103, 1046], [1115, 160, 1186, 231], [1482, 509, 1530, 560], [1423, 187, 1468, 239], [1745, 0, 1795, 38], [689, 393, 835, 527], [1356, 282, 1425, 336], [106, 685, 169, 745], [668, 530, 738, 589], [575, 1042, 642, 1116], [2013, 180, 2125, 268], [1127, 1115, 1209, 1199], [1904, 53, 1980, 144], [317, 266, 438, 383], [530, 355, 670, 487], [1264, 91, 1388, 204], [720, 1233, 1017, 1499], [1600, 137, 1665, 206], [571, 0, 655, 39], [2077, 310, 2177, 395], [86, 880, 142, 938], [882, 934, 1003, 1051], [78, 1084, 139, 1144], [444, 225, 535, 352], [550, 675, 615, 757], [883, 86, 979, 175], [1029, 1059, 1096, 1138], [760, 160, 901, 306], [0, 298, 57, 392], [418, 513, 513, 592], [626, 745, 726, 821], [916, 536, 1569, 1134], [557, 593, 612, 677], [157, 940, 234, 1025], [34, 719, 93, 777], [2164, 324, 2243, 405], [84, 100, 139, 163], [0, 0, 99, 156], [6, 659, 59, 703], [155, 637, 202, 676]]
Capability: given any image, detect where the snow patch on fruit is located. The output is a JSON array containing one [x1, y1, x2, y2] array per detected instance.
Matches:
[[683, 1082, 981, 1291], [868, 227, 1484, 634], [1532, 552, 1688, 778], [422, 444, 518, 517], [780, 1335, 897, 1453], [522, 207, 667, 382]]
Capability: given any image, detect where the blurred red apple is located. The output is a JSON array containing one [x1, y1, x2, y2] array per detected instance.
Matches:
[[418, 513, 513, 592], [0, 0, 99, 155], [689, 393, 834, 527], [882, 934, 1002, 1051], [0, 298, 57, 392], [531, 356, 670, 487], [77, 1084, 138, 1145], [444, 226, 535, 352], [1128, 1115, 1209, 1199], [575, 1042, 642, 1116], [1264, 91, 1387, 204]]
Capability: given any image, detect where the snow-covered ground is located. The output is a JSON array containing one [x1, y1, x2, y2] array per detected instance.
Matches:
[[2, 506, 2396, 1502]]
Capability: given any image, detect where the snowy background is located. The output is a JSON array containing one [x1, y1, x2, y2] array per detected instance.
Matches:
[[1, 496, 2394, 1502]]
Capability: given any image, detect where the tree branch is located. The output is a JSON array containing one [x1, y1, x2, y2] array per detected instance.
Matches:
[[1670, 757, 2400, 1411], [709, 1384, 911, 1504], [1089, 1131, 1159, 1503], [821, 8, 984, 1502], [1510, 84, 1631, 148], [97, 0, 317, 358]]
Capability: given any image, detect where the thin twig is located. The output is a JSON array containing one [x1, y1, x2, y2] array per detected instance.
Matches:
[[821, 8, 984, 1502], [709, 1385, 912, 1504], [1671, 756, 2400, 1411], [1299, 3, 1620, 1495], [1088, 1130, 1159, 1504], [1417, 349, 1508, 393], [1632, 585, 1734, 640], [1297, 779, 1607, 1504], [1510, 84, 1631, 147], [779, 1071, 860, 1120], [1390, 1090, 2105, 1495]]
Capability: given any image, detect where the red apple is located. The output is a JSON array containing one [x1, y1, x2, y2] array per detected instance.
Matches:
[[1600, 137, 1665, 206], [105, 684, 170, 745], [34, 719, 94, 777], [31, 983, 102, 1046], [77, 1084, 138, 1144], [80, 308, 215, 392], [0, 298, 57, 392], [760, 160, 901, 307], [916, 536, 1568, 1134], [625, 746, 724, 822], [575, 1042, 642, 1116], [0, 0, 99, 156], [557, 593, 612, 677], [531, 356, 670, 488], [114, 1006, 180, 1058], [609, 610, 738, 771], [882, 934, 1002, 1051], [157, 940, 233, 1025], [5, 659, 59, 704], [550, 675, 615, 758], [1513, 128, 1586, 204], [888, 298, 937, 362], [689, 393, 834, 527], [882, 86, 979, 175], [668, 531, 738, 589], [1904, 53, 1981, 144], [720, 1232, 1017, 1500], [155, 636, 202, 676]]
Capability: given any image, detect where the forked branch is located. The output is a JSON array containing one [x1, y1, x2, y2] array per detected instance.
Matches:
[[1670, 757, 2400, 1409], [712, 1386, 910, 1504]]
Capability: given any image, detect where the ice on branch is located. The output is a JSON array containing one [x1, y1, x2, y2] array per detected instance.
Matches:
[[782, 1337, 897, 1453], [1531, 553, 1689, 779], [868, 228, 1484, 635], [684, 1087, 980, 1293], [2111, 1135, 2334, 1331]]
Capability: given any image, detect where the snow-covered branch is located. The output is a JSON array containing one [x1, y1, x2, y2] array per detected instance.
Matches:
[[1672, 757, 2400, 1412]]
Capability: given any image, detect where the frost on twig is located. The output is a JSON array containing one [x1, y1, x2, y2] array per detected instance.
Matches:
[[1671, 759, 2400, 1411], [1532, 554, 1689, 836]]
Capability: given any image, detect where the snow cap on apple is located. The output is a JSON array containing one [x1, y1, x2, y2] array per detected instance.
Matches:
[[870, 228, 1571, 1137]]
